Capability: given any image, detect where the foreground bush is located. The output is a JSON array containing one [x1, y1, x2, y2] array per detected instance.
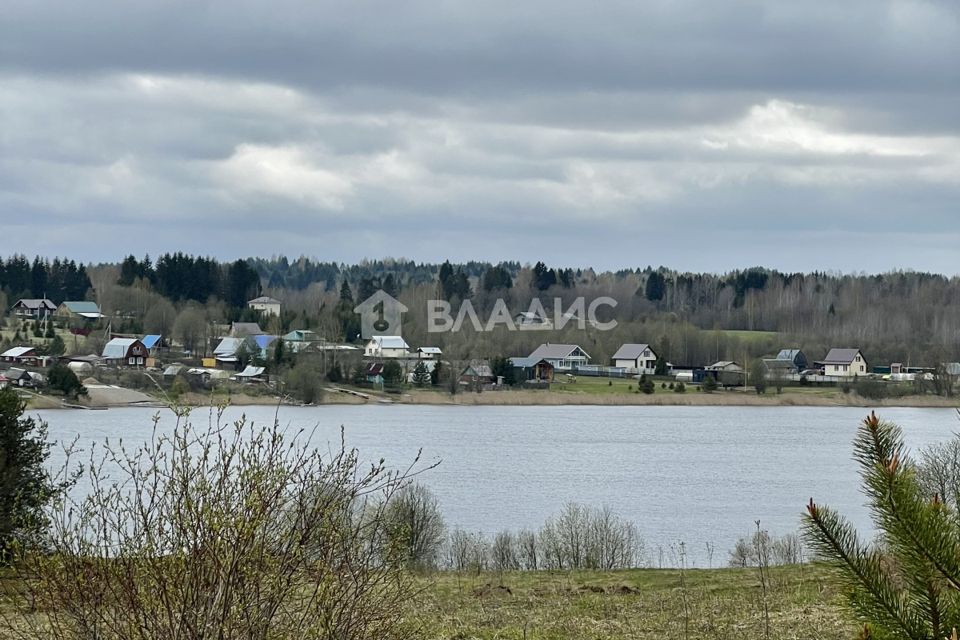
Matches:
[[4, 407, 426, 640], [804, 411, 960, 639]]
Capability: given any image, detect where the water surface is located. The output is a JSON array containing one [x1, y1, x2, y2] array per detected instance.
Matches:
[[36, 404, 958, 566]]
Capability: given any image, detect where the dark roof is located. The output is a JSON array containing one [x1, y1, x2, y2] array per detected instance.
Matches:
[[462, 363, 494, 378], [776, 349, 804, 361], [231, 322, 264, 336], [528, 343, 590, 360], [509, 356, 554, 368], [823, 348, 863, 364], [365, 363, 384, 375], [762, 358, 796, 370], [13, 298, 56, 311], [612, 343, 653, 360]]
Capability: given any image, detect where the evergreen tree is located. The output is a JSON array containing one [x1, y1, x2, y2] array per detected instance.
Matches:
[[654, 357, 668, 376], [339, 280, 354, 304], [45, 334, 65, 357], [47, 364, 86, 398], [481, 264, 513, 291], [750, 359, 768, 394], [645, 271, 666, 302], [490, 356, 516, 386], [0, 388, 64, 562], [382, 360, 404, 385], [382, 273, 398, 297], [532, 261, 557, 291], [430, 360, 443, 386], [411, 361, 430, 387], [326, 362, 343, 383], [804, 412, 960, 639]]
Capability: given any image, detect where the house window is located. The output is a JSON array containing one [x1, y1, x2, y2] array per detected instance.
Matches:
[[128, 357, 135, 365], [137, 357, 144, 365]]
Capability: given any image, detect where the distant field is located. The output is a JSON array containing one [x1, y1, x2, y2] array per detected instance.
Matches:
[[705, 329, 780, 342], [403, 564, 851, 640]]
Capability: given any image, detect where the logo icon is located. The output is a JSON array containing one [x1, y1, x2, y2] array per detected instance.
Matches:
[[353, 290, 408, 339]]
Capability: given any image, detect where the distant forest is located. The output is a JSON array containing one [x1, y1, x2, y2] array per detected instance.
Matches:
[[0, 253, 957, 367]]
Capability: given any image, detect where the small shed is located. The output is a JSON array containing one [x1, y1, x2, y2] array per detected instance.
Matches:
[[509, 357, 555, 382]]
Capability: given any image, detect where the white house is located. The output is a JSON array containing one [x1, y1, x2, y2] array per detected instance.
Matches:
[[822, 348, 868, 378], [515, 311, 552, 329], [612, 343, 658, 373], [247, 296, 282, 317], [364, 335, 411, 359], [527, 343, 590, 370], [417, 346, 442, 359]]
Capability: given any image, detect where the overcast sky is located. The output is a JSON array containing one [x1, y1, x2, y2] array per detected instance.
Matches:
[[2, 1, 958, 274]]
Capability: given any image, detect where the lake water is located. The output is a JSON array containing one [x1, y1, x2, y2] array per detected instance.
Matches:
[[34, 404, 960, 567]]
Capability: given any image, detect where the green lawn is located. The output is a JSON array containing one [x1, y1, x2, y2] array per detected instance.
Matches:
[[402, 565, 851, 640], [551, 375, 680, 396], [705, 329, 780, 343]]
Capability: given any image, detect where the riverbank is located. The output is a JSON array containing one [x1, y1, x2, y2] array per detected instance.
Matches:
[[28, 385, 960, 410]]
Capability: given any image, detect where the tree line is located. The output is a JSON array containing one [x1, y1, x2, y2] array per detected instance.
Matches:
[[0, 255, 91, 302]]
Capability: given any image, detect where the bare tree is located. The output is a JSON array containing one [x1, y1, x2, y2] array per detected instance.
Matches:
[[4, 409, 429, 640], [382, 483, 446, 571], [172, 306, 207, 354]]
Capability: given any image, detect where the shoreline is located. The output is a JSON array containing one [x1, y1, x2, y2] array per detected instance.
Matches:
[[27, 387, 960, 410]]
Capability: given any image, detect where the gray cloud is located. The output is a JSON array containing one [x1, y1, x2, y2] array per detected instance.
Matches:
[[0, 0, 958, 273]]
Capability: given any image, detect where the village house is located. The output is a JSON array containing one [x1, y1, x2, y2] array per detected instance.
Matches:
[[4, 368, 35, 388], [701, 361, 745, 385], [54, 301, 104, 325], [365, 362, 385, 385], [282, 329, 318, 353], [417, 346, 442, 359], [611, 343, 658, 373], [11, 298, 56, 319], [213, 337, 244, 368], [460, 362, 496, 386], [101, 338, 148, 367], [762, 349, 808, 376], [212, 335, 267, 369], [509, 356, 555, 382], [364, 335, 410, 358], [776, 349, 808, 371], [141, 334, 162, 355], [821, 348, 868, 378], [1, 345, 38, 366], [527, 343, 590, 370], [515, 311, 552, 329], [230, 322, 264, 337], [247, 296, 282, 317]]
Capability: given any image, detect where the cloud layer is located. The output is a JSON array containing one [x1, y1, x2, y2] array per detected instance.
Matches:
[[1, 0, 958, 272]]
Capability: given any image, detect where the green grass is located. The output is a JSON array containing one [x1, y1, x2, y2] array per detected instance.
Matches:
[[401, 565, 852, 640], [706, 330, 779, 343], [551, 376, 679, 396]]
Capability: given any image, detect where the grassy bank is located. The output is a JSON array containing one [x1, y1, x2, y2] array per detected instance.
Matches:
[[401, 564, 851, 639]]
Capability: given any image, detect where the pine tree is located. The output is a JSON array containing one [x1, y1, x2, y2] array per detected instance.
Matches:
[[804, 412, 960, 639], [0, 388, 63, 562], [411, 361, 430, 387]]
